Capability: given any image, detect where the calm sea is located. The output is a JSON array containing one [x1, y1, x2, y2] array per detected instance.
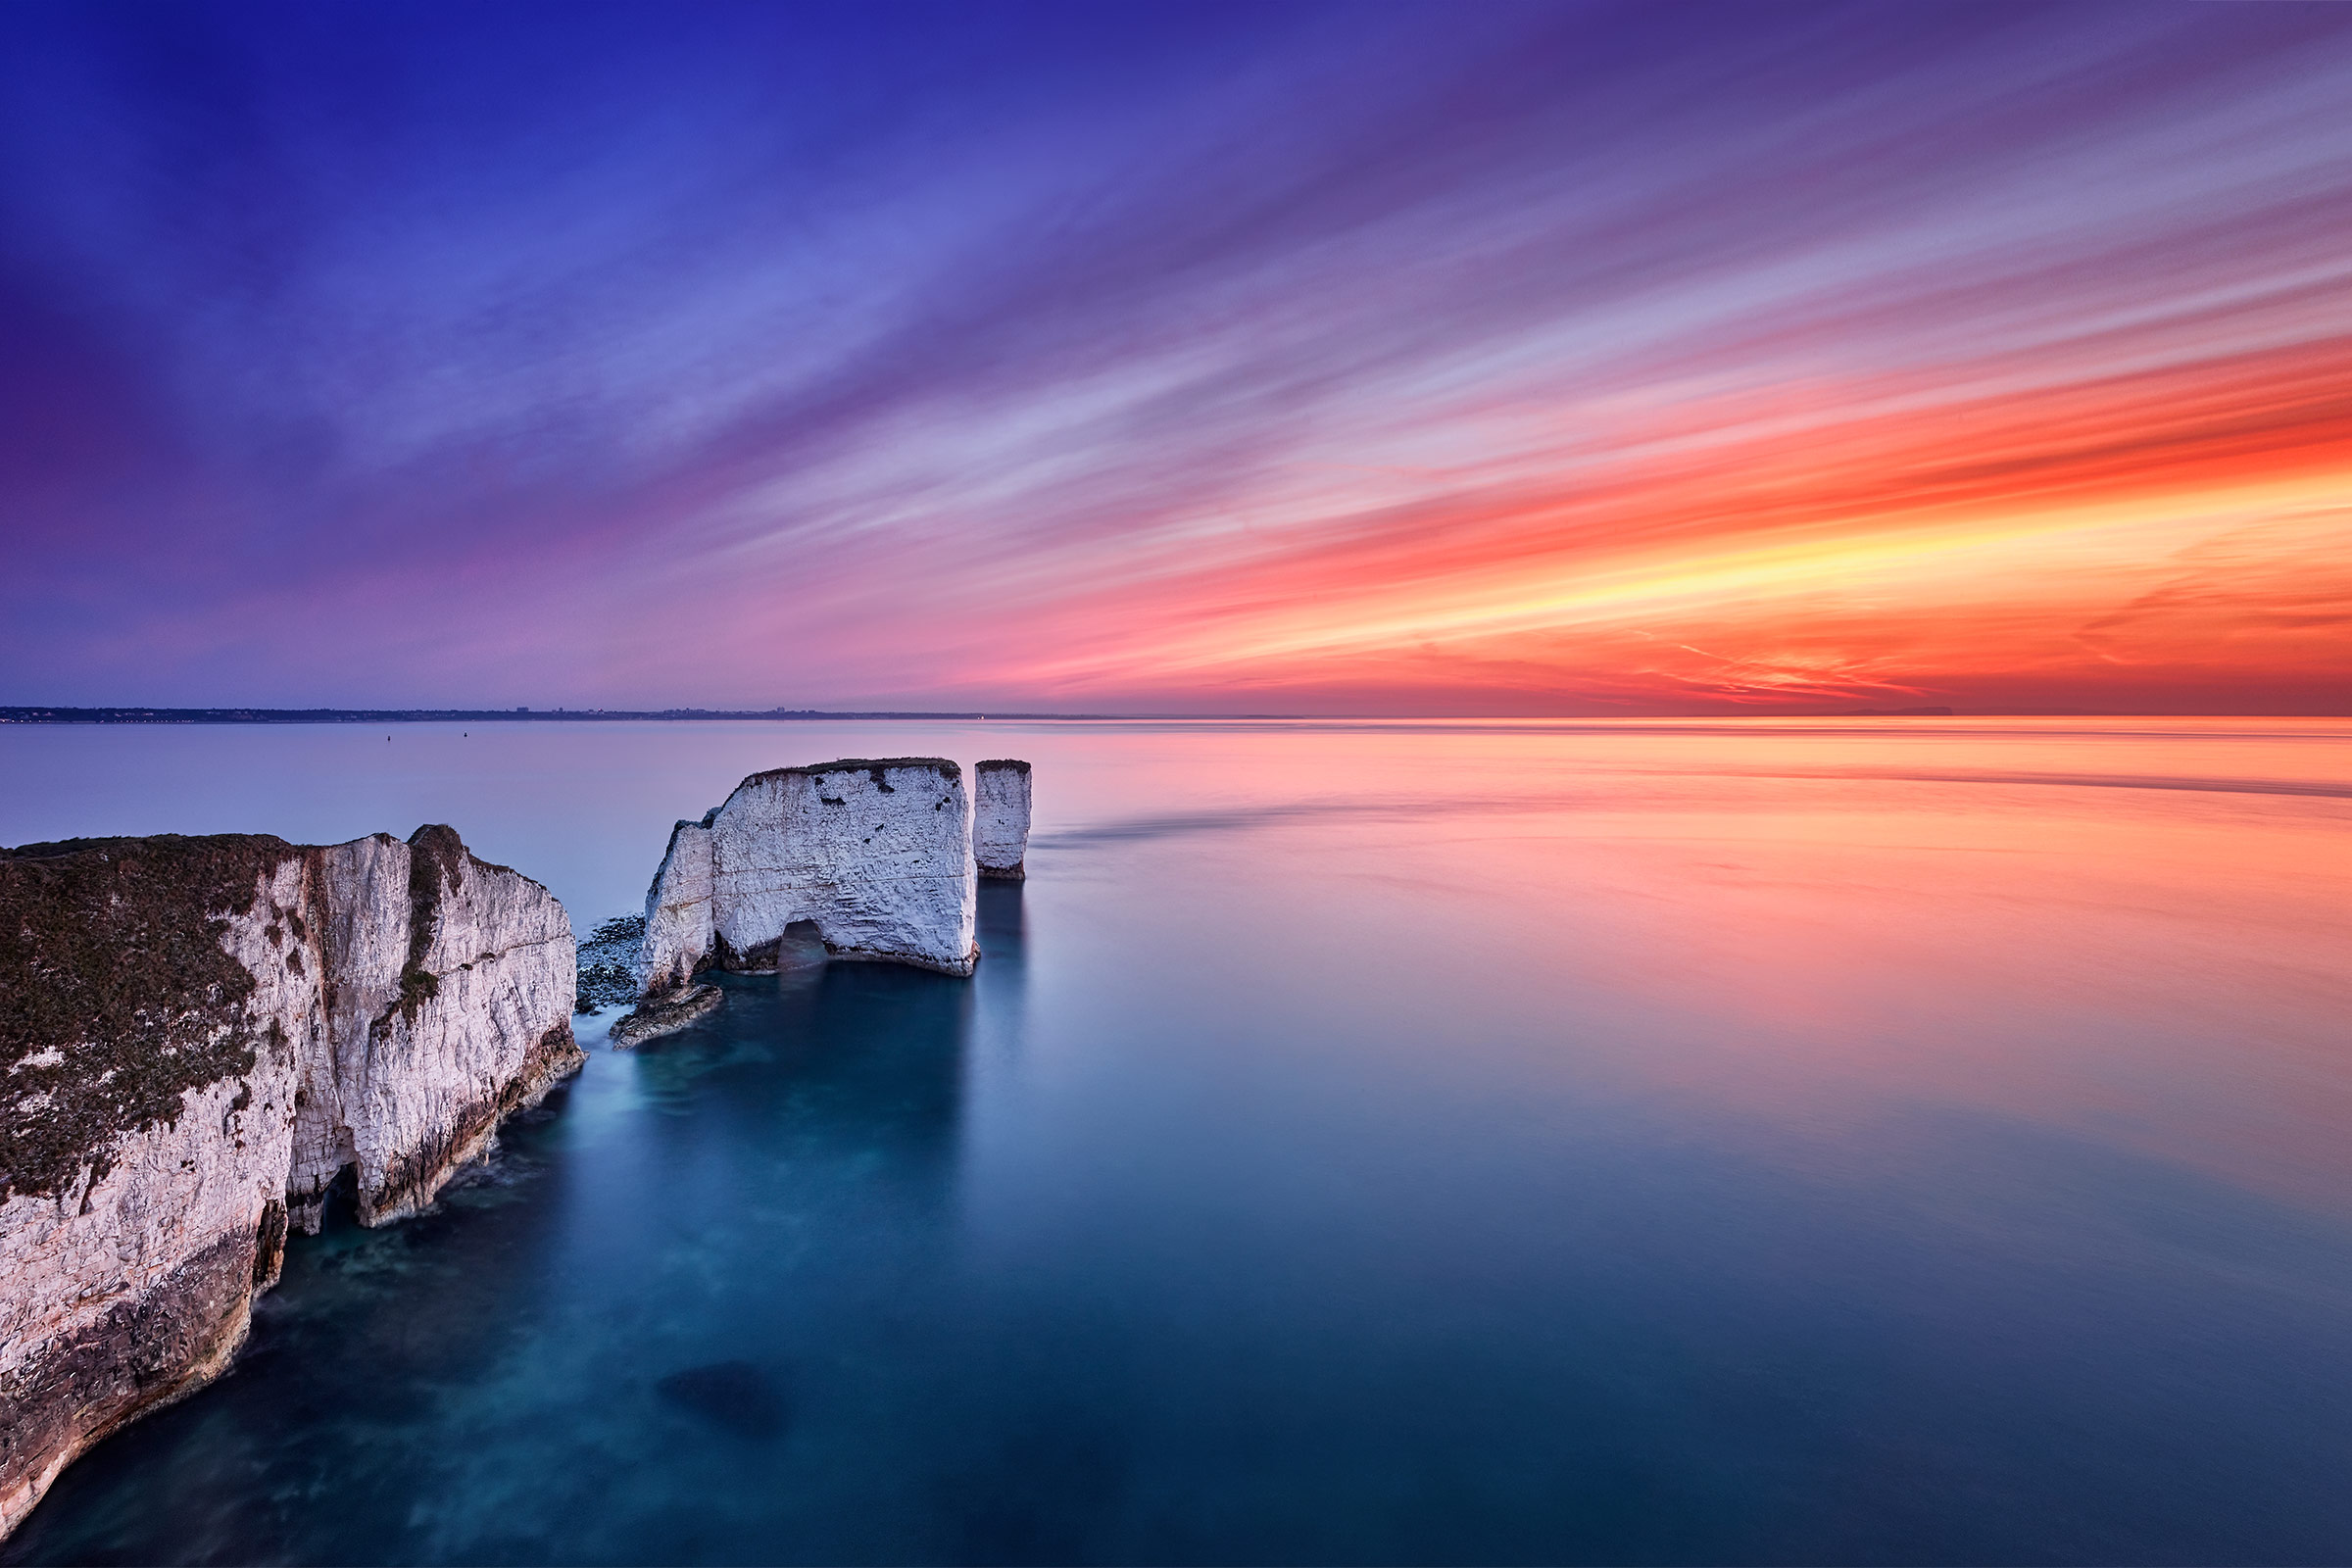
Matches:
[[3, 718, 2348, 1565]]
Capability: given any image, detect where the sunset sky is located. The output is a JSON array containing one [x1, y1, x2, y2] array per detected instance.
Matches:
[[3, 1, 2347, 714]]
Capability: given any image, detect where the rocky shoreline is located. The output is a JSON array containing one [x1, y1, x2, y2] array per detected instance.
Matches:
[[0, 825, 579, 1537], [0, 755, 1033, 1539]]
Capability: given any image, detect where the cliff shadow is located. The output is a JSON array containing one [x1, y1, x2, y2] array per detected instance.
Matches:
[[973, 880, 1029, 1054], [625, 953, 977, 1178], [976, 880, 1026, 959]]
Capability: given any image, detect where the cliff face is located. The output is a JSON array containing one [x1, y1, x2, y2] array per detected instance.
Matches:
[[0, 827, 578, 1539], [974, 760, 1033, 880], [636, 759, 978, 993], [287, 827, 579, 1229], [638, 815, 715, 996]]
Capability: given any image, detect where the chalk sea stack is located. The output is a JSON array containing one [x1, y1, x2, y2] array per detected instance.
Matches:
[[0, 826, 579, 1539], [974, 760, 1033, 880], [620, 758, 1034, 1045], [635, 758, 983, 999]]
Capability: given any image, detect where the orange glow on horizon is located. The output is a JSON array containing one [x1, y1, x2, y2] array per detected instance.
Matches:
[[942, 333, 2352, 713]]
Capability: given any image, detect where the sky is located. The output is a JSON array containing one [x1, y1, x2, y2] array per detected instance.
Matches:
[[2, 1, 2347, 716]]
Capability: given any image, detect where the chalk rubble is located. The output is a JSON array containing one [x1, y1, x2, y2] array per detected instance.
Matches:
[[0, 826, 579, 1539]]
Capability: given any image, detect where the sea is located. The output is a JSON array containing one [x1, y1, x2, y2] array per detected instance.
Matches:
[[2, 717, 2348, 1565]]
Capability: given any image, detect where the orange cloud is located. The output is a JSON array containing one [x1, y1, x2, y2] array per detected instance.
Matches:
[[956, 332, 2352, 712]]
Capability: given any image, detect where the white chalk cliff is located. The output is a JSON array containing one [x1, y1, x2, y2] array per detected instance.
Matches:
[[637, 759, 979, 996], [974, 760, 1032, 880], [0, 826, 579, 1540]]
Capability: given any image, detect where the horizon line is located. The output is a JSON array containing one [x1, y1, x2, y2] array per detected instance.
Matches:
[[6, 705, 2349, 726]]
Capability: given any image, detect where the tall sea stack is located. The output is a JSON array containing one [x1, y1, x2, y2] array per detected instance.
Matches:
[[974, 760, 1033, 880], [0, 827, 580, 1539]]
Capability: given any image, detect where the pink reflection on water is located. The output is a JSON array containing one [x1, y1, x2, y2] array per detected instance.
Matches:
[[1018, 717, 2352, 1210]]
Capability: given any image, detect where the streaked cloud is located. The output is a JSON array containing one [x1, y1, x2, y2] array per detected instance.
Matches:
[[2, 1, 2346, 712]]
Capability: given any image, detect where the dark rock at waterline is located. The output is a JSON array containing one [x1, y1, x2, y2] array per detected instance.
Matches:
[[656, 1360, 789, 1440], [609, 984, 722, 1048]]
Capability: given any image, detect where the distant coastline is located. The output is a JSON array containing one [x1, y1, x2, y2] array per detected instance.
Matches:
[[0, 706, 1129, 725], [5, 705, 1949, 724], [16, 705, 2343, 725]]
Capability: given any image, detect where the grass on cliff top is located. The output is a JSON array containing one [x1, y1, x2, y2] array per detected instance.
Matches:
[[0, 835, 294, 1201]]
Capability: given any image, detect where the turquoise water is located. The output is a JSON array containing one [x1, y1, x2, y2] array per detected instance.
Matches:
[[4, 719, 2350, 1563]]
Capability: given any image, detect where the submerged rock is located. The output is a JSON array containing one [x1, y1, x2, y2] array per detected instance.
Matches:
[[609, 984, 722, 1048], [0, 826, 579, 1539], [975, 760, 1032, 880], [656, 1359, 789, 1441]]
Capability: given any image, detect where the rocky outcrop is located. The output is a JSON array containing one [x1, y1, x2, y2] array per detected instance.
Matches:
[[610, 984, 722, 1048], [1, 826, 578, 1540], [974, 760, 1032, 880], [633, 760, 979, 998]]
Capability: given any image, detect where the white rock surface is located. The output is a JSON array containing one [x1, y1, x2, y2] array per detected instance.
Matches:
[[974, 760, 1033, 879], [634, 759, 978, 993], [1, 826, 579, 1539], [636, 818, 714, 996], [289, 826, 581, 1228]]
